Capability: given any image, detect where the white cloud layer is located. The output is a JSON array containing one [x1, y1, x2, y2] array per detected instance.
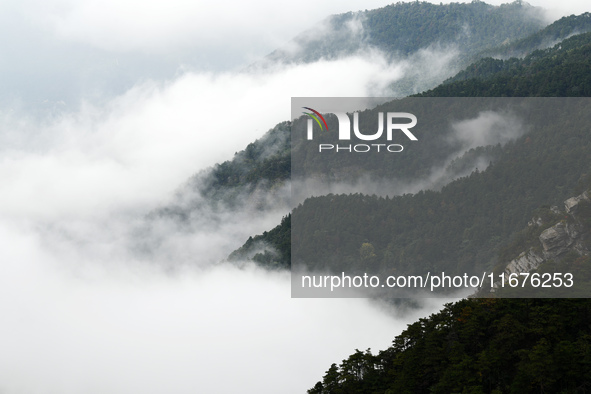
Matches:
[[1, 0, 590, 392], [17, 0, 393, 55], [0, 29, 437, 394], [0, 220, 452, 394], [0, 53, 409, 221]]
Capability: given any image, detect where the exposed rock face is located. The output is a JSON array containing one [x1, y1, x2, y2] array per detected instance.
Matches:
[[565, 190, 591, 255], [504, 249, 544, 275], [564, 190, 590, 214], [539, 222, 573, 258], [528, 216, 543, 227], [536, 190, 591, 259], [491, 249, 545, 290], [489, 189, 591, 293]]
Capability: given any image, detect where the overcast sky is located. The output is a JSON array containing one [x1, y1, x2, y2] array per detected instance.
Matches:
[[8, 0, 591, 59], [1, 1, 591, 393], [1, 0, 590, 108]]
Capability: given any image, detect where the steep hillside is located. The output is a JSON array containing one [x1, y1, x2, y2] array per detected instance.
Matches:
[[153, 6, 586, 231], [267, 1, 546, 64], [308, 185, 591, 390], [304, 25, 591, 394], [232, 30, 591, 271], [423, 31, 591, 97], [227, 214, 291, 269], [290, 105, 591, 280], [475, 12, 591, 61], [482, 188, 591, 297], [308, 298, 591, 393], [263, 1, 548, 96], [148, 121, 290, 223]]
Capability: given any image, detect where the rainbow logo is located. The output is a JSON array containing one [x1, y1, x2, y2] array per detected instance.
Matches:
[[302, 107, 329, 132]]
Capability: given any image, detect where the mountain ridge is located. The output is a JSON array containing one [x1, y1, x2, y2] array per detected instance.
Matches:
[[230, 31, 591, 271]]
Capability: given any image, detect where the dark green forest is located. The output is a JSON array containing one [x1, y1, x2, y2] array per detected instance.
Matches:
[[309, 299, 591, 393], [307, 186, 591, 390], [144, 6, 591, 390], [422, 32, 591, 97], [265, 0, 547, 97], [470, 12, 591, 65], [216, 9, 591, 392], [148, 121, 290, 223], [156, 6, 589, 227], [363, 0, 544, 58], [304, 12, 591, 394], [227, 214, 291, 269], [233, 31, 591, 272]]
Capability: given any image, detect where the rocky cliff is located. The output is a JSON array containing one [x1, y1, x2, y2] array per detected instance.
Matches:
[[491, 189, 591, 292]]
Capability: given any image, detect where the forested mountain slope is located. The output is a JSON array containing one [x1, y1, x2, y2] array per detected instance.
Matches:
[[232, 30, 591, 270], [264, 1, 548, 96], [305, 22, 591, 394], [153, 4, 583, 230], [423, 31, 591, 97], [308, 298, 591, 393], [481, 187, 591, 298], [469, 12, 591, 64], [149, 121, 290, 223], [266, 1, 546, 64], [308, 184, 591, 390]]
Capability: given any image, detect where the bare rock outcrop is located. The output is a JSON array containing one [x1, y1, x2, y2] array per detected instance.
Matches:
[[488, 189, 591, 293], [564, 190, 590, 214], [504, 249, 545, 275], [539, 222, 573, 258]]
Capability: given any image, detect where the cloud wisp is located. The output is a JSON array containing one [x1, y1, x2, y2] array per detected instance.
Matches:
[[0, 27, 460, 393], [0, 0, 566, 391]]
